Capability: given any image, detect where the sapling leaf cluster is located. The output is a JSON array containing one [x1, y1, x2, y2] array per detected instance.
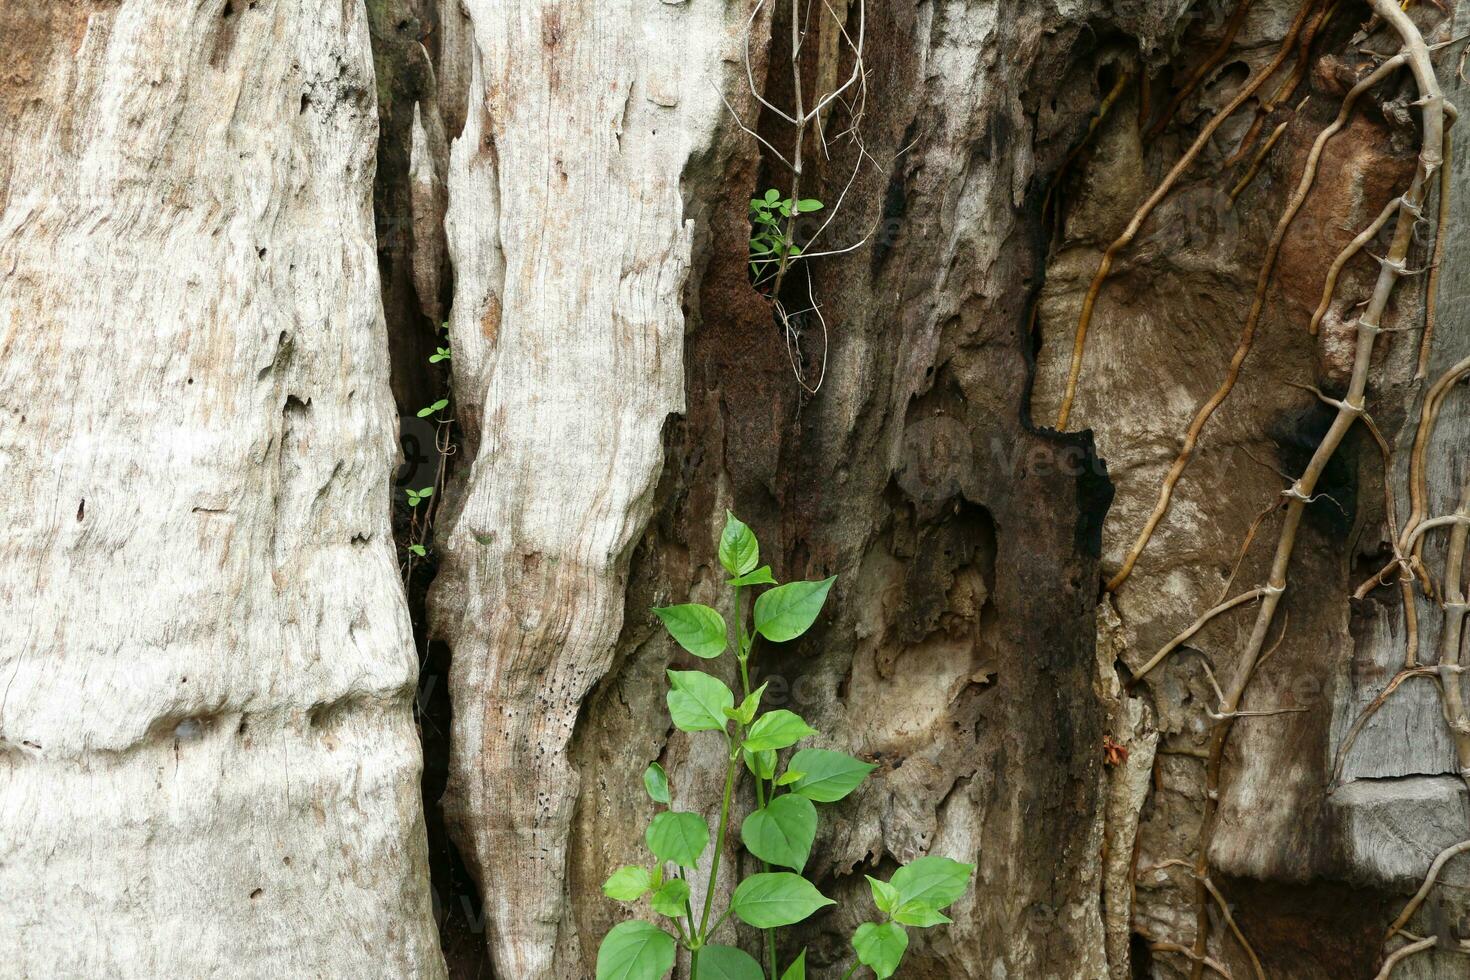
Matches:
[[596, 512, 975, 979], [748, 189, 822, 289]]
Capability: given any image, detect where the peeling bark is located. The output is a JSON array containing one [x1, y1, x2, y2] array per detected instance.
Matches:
[[0, 1, 442, 976]]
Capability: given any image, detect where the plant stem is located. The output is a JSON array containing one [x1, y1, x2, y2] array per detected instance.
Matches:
[[734, 588, 780, 978], [699, 738, 741, 938]]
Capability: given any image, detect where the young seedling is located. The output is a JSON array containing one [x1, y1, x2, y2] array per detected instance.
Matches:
[[596, 512, 974, 979], [429, 346, 451, 364], [749, 189, 823, 289], [417, 397, 449, 418], [405, 486, 434, 509]]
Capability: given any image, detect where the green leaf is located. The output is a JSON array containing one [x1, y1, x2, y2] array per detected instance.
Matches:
[[796, 199, 824, 213], [643, 763, 670, 805], [890, 855, 975, 910], [416, 398, 449, 418], [727, 565, 777, 587], [730, 872, 834, 928], [779, 950, 806, 980], [408, 544, 427, 557], [743, 709, 817, 752], [787, 749, 876, 803], [596, 920, 676, 980], [645, 811, 709, 867], [719, 511, 760, 576], [744, 747, 777, 780], [649, 878, 690, 918], [694, 945, 764, 980], [893, 899, 953, 927], [666, 670, 734, 733], [764, 188, 781, 204], [852, 922, 908, 980], [418, 487, 434, 498], [866, 876, 899, 916], [753, 577, 835, 643], [653, 604, 728, 659], [603, 866, 654, 902], [740, 794, 817, 871], [726, 682, 767, 726], [774, 769, 804, 786]]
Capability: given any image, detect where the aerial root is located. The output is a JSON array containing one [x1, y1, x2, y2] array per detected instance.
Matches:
[[1054, 0, 1317, 431], [1106, 51, 1408, 592]]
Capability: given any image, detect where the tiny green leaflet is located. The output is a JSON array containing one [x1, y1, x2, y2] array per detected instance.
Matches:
[[646, 811, 709, 868], [666, 670, 734, 733], [852, 921, 908, 980]]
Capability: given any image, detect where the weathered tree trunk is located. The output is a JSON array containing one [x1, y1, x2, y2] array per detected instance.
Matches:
[[9, 0, 1470, 978], [0, 2, 443, 976]]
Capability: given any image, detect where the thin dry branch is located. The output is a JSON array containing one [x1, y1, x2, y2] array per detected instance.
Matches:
[[1417, 128, 1453, 376], [1375, 936, 1440, 979], [1309, 195, 1402, 335], [1229, 120, 1290, 202], [1385, 839, 1470, 943], [1131, 588, 1270, 683], [1432, 476, 1470, 778], [1054, 0, 1316, 431], [1146, 0, 1258, 139], [1106, 52, 1408, 592], [1330, 665, 1440, 785], [1184, 7, 1445, 975], [1201, 875, 1267, 980]]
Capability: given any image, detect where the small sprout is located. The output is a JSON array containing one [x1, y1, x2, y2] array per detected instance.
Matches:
[[747, 189, 822, 288], [417, 398, 449, 418], [405, 486, 435, 508], [429, 347, 451, 364], [408, 544, 427, 557]]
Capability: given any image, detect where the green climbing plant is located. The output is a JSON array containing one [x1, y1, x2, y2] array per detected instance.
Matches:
[[596, 512, 974, 980]]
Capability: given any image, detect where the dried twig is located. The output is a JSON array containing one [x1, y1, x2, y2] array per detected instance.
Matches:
[[1146, 0, 1257, 139], [1106, 52, 1409, 592], [1385, 839, 1470, 944], [1183, 7, 1445, 975], [1054, 0, 1317, 431], [1131, 588, 1270, 683], [1375, 936, 1439, 979]]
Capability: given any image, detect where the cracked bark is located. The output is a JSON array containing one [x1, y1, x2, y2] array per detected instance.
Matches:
[[0, 1, 442, 976], [11, 1, 1470, 977]]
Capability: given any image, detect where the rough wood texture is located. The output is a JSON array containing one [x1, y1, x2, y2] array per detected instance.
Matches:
[[1032, 2, 1470, 975], [0, 1, 443, 976], [567, 2, 1197, 977], [428, 1, 754, 975]]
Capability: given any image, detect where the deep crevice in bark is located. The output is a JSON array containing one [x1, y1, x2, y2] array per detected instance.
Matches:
[[367, 2, 485, 975]]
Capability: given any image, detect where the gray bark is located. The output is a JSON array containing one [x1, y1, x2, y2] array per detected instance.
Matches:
[[0, 2, 443, 976], [8, 1, 1470, 978]]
